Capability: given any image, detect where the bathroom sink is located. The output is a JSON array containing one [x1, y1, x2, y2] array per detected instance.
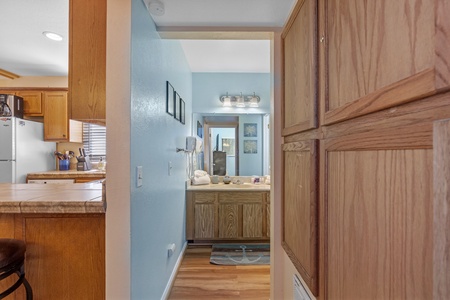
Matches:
[[230, 183, 253, 188]]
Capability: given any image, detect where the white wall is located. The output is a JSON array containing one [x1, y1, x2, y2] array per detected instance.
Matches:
[[106, 0, 132, 299]]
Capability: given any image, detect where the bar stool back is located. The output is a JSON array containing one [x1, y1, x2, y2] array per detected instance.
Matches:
[[0, 239, 33, 300]]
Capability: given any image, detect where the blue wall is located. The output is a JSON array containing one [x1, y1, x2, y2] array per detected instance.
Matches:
[[239, 115, 263, 175], [192, 73, 270, 114], [130, 0, 192, 298], [192, 73, 269, 175]]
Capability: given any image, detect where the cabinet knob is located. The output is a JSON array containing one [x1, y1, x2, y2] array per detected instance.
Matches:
[[320, 36, 325, 43]]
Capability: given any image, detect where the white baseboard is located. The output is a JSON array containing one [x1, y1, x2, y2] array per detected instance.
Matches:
[[161, 241, 187, 300]]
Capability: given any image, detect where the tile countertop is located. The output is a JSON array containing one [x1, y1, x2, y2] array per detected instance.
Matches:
[[187, 182, 270, 191], [27, 169, 106, 179], [0, 181, 106, 214]]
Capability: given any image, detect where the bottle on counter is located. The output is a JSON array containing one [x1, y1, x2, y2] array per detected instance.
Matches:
[[97, 157, 106, 171]]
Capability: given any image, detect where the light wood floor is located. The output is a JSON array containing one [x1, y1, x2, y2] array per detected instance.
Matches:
[[168, 246, 270, 300]]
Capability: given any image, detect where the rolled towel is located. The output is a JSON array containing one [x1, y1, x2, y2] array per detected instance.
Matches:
[[194, 170, 208, 178], [191, 175, 210, 185]]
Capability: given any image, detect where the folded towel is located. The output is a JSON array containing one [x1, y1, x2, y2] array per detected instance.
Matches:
[[194, 170, 208, 178], [191, 175, 210, 185]]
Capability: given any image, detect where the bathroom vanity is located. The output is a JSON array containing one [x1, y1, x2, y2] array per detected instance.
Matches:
[[186, 183, 270, 243]]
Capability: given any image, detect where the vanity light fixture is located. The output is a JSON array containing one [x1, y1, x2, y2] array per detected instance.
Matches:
[[42, 31, 63, 41], [219, 92, 260, 108], [222, 93, 232, 107], [236, 92, 245, 108], [248, 92, 259, 107]]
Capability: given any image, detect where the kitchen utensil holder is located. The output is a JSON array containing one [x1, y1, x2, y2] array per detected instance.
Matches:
[[59, 159, 70, 171]]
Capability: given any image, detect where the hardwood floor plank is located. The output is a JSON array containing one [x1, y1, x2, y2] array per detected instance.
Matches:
[[168, 246, 270, 299]]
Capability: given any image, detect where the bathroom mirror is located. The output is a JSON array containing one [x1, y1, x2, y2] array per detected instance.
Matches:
[[192, 113, 270, 176]]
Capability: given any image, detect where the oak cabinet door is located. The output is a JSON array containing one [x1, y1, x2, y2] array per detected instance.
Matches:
[[69, 0, 106, 123], [324, 137, 433, 299], [282, 0, 318, 136], [193, 193, 217, 239], [282, 139, 319, 295], [321, 0, 450, 125], [44, 91, 69, 141], [218, 203, 239, 238], [16, 91, 44, 116]]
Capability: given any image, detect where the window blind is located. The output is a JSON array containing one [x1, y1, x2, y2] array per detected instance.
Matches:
[[82, 123, 106, 161]]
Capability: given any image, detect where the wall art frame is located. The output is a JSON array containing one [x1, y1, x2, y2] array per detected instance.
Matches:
[[166, 81, 175, 116]]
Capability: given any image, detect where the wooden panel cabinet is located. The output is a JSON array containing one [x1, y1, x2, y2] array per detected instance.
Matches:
[[323, 124, 434, 299], [16, 91, 44, 116], [44, 91, 69, 141], [282, 140, 318, 295], [282, 0, 318, 136], [69, 0, 106, 124], [0, 213, 105, 299], [320, 0, 450, 125], [193, 192, 216, 239], [186, 190, 270, 242]]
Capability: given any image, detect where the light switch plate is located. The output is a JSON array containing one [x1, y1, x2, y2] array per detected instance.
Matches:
[[136, 166, 143, 187]]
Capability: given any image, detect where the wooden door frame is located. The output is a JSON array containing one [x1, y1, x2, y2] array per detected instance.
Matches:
[[203, 120, 239, 176]]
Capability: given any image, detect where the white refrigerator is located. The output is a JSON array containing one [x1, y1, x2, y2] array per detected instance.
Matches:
[[0, 117, 56, 183]]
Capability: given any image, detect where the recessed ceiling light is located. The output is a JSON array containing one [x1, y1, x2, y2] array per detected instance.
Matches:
[[42, 31, 63, 41]]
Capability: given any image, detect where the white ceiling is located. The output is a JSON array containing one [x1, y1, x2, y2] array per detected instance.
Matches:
[[0, 0, 295, 77], [179, 40, 271, 73]]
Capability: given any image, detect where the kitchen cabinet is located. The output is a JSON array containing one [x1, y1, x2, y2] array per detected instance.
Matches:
[[43, 91, 82, 142], [186, 191, 270, 242], [16, 91, 44, 116], [69, 0, 106, 124], [282, 0, 317, 136], [26, 171, 106, 183], [0, 213, 105, 299], [281, 0, 450, 298], [44, 91, 69, 141]]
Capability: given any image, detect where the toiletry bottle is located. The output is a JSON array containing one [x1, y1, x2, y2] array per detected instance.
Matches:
[[98, 157, 106, 170]]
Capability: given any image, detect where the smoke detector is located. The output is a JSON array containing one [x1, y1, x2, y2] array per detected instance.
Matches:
[[144, 0, 165, 16]]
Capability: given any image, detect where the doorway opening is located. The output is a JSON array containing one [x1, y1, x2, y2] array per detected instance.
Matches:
[[203, 116, 239, 176]]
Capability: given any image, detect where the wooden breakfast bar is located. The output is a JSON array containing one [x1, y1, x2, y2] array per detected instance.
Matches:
[[0, 182, 106, 299]]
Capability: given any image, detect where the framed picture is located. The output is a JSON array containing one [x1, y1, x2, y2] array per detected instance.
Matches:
[[175, 92, 181, 121], [243, 140, 257, 154], [166, 81, 175, 116], [197, 121, 203, 138], [180, 98, 185, 124], [244, 123, 257, 137], [222, 138, 235, 155]]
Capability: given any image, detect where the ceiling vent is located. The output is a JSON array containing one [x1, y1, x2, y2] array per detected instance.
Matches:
[[143, 0, 165, 16]]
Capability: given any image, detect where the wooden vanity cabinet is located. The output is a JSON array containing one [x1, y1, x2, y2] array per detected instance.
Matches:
[[186, 190, 270, 242]]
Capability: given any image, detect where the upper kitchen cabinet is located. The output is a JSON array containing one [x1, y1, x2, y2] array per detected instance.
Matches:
[[282, 0, 318, 136], [16, 91, 44, 116], [69, 0, 106, 125], [44, 91, 69, 141], [320, 0, 450, 125]]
